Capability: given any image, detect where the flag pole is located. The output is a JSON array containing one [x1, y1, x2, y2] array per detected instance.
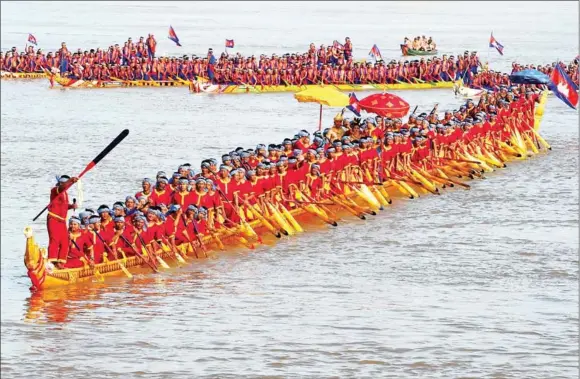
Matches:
[[487, 31, 491, 70]]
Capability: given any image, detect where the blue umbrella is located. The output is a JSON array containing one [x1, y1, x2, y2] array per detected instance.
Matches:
[[509, 69, 550, 85]]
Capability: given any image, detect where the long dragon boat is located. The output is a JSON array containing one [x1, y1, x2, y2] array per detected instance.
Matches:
[[48, 71, 454, 93], [24, 91, 549, 291], [400, 45, 438, 56], [1, 70, 48, 79]]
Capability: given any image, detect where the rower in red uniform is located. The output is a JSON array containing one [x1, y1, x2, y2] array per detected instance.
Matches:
[[149, 176, 172, 206], [194, 206, 214, 237], [47, 175, 79, 268], [175, 205, 198, 247], [135, 178, 153, 200], [163, 205, 182, 248], [131, 215, 155, 258], [111, 216, 134, 257], [65, 216, 94, 268], [305, 164, 323, 200], [185, 178, 203, 206], [231, 168, 252, 209], [215, 164, 235, 214], [201, 178, 222, 222], [170, 178, 191, 207], [124, 196, 139, 223], [87, 215, 106, 263], [98, 205, 115, 235], [293, 131, 311, 153]]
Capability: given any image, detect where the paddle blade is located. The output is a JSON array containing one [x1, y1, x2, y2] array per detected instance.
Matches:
[[78, 129, 129, 178], [156, 256, 170, 269], [176, 253, 186, 264], [119, 263, 133, 279]]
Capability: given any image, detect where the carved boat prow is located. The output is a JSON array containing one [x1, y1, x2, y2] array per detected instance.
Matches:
[[24, 226, 48, 291]]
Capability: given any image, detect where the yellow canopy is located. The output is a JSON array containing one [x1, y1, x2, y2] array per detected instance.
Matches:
[[294, 86, 350, 107]]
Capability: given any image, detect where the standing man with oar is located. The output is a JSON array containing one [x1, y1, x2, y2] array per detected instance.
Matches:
[[34, 129, 130, 269], [47, 175, 79, 268]]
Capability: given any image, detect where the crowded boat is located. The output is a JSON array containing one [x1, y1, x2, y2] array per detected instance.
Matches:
[[403, 36, 437, 51], [511, 59, 579, 86], [401, 35, 438, 56], [24, 84, 550, 291], [2, 36, 477, 91], [453, 60, 579, 97]]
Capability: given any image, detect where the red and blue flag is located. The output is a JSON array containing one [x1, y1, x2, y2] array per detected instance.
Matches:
[[28, 33, 37, 46], [489, 32, 504, 55], [369, 44, 383, 62], [225, 39, 235, 48], [168, 26, 181, 47], [333, 40, 344, 49], [346, 92, 361, 116], [548, 64, 578, 109]]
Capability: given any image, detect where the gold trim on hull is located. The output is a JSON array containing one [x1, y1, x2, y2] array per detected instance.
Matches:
[[49, 71, 454, 93]]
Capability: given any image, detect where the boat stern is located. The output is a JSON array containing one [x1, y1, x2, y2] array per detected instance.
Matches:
[[534, 91, 549, 130]]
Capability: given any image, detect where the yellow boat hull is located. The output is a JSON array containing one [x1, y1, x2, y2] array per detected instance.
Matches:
[[1, 70, 48, 79], [214, 81, 454, 94], [50, 71, 454, 93], [51, 73, 187, 88]]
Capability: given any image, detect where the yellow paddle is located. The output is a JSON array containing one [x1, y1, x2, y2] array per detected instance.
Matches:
[[278, 203, 304, 232], [94, 231, 133, 279], [266, 201, 295, 235], [138, 235, 170, 269]]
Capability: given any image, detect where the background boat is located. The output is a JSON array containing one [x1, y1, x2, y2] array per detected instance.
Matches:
[[401, 44, 438, 56]]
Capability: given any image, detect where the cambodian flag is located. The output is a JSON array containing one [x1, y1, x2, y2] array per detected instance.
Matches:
[[168, 26, 181, 47], [346, 92, 361, 116], [548, 64, 579, 109], [28, 33, 37, 46], [489, 32, 504, 55], [369, 44, 383, 62], [225, 39, 234, 48]]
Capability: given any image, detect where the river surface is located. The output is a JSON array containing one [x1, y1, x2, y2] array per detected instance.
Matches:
[[1, 2, 578, 378]]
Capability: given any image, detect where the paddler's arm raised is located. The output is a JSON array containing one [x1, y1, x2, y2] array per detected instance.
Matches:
[[56, 175, 79, 195]]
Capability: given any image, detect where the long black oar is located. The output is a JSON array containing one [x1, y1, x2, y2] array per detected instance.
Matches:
[[33, 129, 130, 222]]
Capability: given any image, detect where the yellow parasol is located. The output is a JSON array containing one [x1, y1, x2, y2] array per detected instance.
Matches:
[[294, 86, 350, 130]]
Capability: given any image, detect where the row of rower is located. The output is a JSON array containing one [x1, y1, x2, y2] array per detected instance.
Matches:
[[47, 85, 547, 270]]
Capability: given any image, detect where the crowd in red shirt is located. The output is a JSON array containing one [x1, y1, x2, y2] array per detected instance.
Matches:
[[53, 84, 543, 268], [511, 59, 579, 85], [2, 35, 484, 85], [465, 59, 579, 90]]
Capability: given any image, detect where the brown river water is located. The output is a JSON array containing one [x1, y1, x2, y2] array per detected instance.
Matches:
[[1, 2, 578, 378]]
